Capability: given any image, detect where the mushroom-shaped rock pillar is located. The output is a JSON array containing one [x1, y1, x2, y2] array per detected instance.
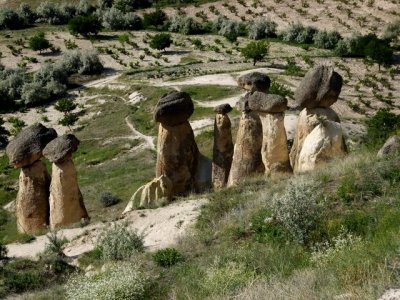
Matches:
[[248, 93, 292, 176], [290, 65, 346, 173], [43, 134, 89, 229], [6, 124, 57, 234], [212, 104, 234, 190], [154, 91, 200, 195]]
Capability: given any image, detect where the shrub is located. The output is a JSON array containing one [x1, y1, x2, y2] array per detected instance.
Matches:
[[65, 262, 150, 300], [102, 7, 142, 30], [313, 30, 342, 49], [7, 117, 26, 135], [365, 109, 400, 147], [269, 80, 293, 98], [29, 32, 51, 53], [68, 15, 102, 37], [247, 17, 277, 40], [282, 22, 318, 44], [96, 223, 144, 260], [21, 82, 51, 106], [218, 19, 243, 42], [365, 38, 393, 69], [17, 3, 37, 26], [270, 178, 321, 244], [0, 118, 9, 148], [0, 239, 7, 259], [150, 33, 172, 51], [78, 50, 104, 74], [168, 15, 203, 35], [124, 13, 143, 30], [383, 20, 400, 47], [114, 0, 151, 13], [241, 40, 269, 66], [152, 248, 183, 267], [45, 231, 68, 256], [36, 1, 66, 25], [143, 9, 167, 28], [100, 192, 120, 207], [0, 7, 25, 29]]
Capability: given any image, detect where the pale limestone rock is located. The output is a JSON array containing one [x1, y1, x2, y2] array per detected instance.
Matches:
[[377, 136, 400, 157], [259, 112, 292, 176], [212, 113, 234, 190], [296, 120, 347, 173], [228, 111, 264, 186], [123, 175, 173, 212], [16, 160, 50, 234]]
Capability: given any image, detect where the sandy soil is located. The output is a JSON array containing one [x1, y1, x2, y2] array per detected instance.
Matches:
[[6, 198, 208, 259], [379, 289, 400, 300]]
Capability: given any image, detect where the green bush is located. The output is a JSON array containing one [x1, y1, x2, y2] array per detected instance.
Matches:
[[45, 231, 68, 256], [153, 248, 184, 267], [313, 30, 342, 49], [149, 33, 172, 51], [68, 15, 102, 37], [96, 223, 144, 261], [0, 239, 7, 259], [269, 80, 293, 98], [250, 209, 288, 243], [99, 192, 120, 207], [29, 32, 51, 53], [247, 17, 277, 40], [281, 22, 318, 44], [365, 109, 400, 147], [143, 9, 167, 29], [241, 40, 269, 66]]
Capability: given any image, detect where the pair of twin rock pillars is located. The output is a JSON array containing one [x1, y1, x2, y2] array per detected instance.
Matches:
[[125, 65, 347, 211], [6, 126, 88, 234]]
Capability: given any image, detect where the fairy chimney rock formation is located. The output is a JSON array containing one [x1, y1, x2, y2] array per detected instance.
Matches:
[[248, 93, 292, 176], [6, 124, 56, 234], [212, 104, 234, 190], [124, 175, 173, 212], [43, 134, 89, 229], [154, 91, 199, 195], [290, 65, 346, 173], [238, 72, 271, 93]]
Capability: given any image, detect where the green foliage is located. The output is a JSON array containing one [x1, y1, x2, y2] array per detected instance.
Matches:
[[241, 40, 269, 66], [96, 223, 144, 261], [7, 117, 26, 135], [149, 33, 172, 51], [29, 32, 51, 53], [0, 7, 25, 29], [68, 15, 102, 37], [99, 192, 120, 207], [250, 209, 288, 243], [114, 0, 151, 12], [0, 238, 7, 259], [59, 113, 79, 128], [118, 33, 129, 46], [365, 38, 393, 69], [153, 248, 184, 267], [365, 109, 400, 147], [0, 117, 9, 148], [313, 30, 342, 49], [45, 231, 68, 256], [55, 99, 77, 113], [283, 58, 304, 76], [269, 80, 293, 98], [247, 17, 277, 40], [383, 20, 400, 47], [143, 9, 167, 29], [282, 22, 318, 44]]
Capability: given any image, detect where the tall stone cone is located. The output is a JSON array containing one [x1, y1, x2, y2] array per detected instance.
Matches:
[[43, 134, 89, 228], [289, 107, 342, 172], [156, 121, 199, 195], [212, 104, 234, 190], [16, 160, 50, 234], [227, 111, 264, 186]]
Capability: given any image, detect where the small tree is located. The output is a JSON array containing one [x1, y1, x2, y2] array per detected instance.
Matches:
[[143, 9, 166, 28], [29, 32, 51, 53], [0, 117, 9, 148], [68, 15, 102, 37], [241, 40, 269, 66], [149, 33, 172, 51], [365, 39, 393, 70], [55, 99, 78, 130]]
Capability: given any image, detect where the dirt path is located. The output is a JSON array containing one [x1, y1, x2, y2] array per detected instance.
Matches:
[[125, 116, 155, 150]]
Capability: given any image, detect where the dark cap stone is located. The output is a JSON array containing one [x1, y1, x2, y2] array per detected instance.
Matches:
[[214, 103, 233, 114], [237, 72, 271, 93], [154, 91, 194, 126], [43, 134, 80, 163]]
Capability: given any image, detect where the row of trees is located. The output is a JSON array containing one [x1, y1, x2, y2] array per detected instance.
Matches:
[[0, 50, 103, 113]]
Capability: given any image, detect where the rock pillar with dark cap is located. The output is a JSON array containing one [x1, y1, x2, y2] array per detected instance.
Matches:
[[43, 134, 89, 229], [212, 104, 234, 190], [290, 65, 347, 173], [6, 124, 57, 233], [248, 93, 292, 175], [154, 91, 199, 195]]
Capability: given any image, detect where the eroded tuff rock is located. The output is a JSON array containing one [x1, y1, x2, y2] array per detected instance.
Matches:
[[228, 111, 264, 186], [296, 120, 347, 173], [154, 91, 194, 126], [294, 65, 343, 109], [248, 93, 287, 113], [43, 135, 88, 229], [212, 105, 234, 190], [290, 107, 342, 171], [238, 72, 271, 93], [214, 103, 233, 115], [124, 175, 173, 211], [6, 124, 57, 168], [16, 160, 50, 234], [377, 136, 400, 157]]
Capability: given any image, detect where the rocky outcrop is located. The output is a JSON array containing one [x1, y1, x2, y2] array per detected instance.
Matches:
[[155, 92, 199, 195], [248, 93, 292, 176], [6, 124, 57, 168], [377, 135, 400, 157], [123, 175, 173, 211], [16, 160, 50, 233], [296, 120, 346, 173], [228, 111, 264, 186], [294, 65, 343, 109], [6, 124, 56, 234], [43, 135, 89, 229], [212, 104, 234, 190], [238, 72, 271, 93]]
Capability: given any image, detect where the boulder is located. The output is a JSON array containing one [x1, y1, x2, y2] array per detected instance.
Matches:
[[236, 92, 251, 112], [296, 120, 347, 173], [16, 160, 50, 234], [6, 124, 57, 168], [43, 134, 80, 163], [259, 112, 292, 176], [156, 122, 199, 195], [377, 135, 400, 157], [294, 65, 343, 108], [214, 103, 233, 115], [248, 92, 287, 113], [228, 111, 264, 186], [123, 175, 173, 211], [154, 91, 194, 126], [290, 107, 342, 171], [212, 112, 234, 190], [238, 72, 271, 93]]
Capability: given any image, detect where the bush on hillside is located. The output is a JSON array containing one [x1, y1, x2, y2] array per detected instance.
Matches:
[[102, 7, 142, 30], [0, 118, 9, 148], [150, 33, 172, 51], [168, 15, 203, 35], [99, 192, 120, 207], [218, 19, 245, 42], [68, 15, 102, 37], [29, 32, 51, 53], [36, 1, 68, 25], [143, 9, 167, 29], [17, 4, 37, 26], [0, 7, 25, 29], [247, 17, 277, 40], [114, 0, 152, 13], [383, 20, 400, 47], [241, 40, 269, 66], [153, 248, 184, 267], [269, 80, 293, 98], [365, 109, 400, 147], [313, 30, 342, 49], [282, 23, 318, 44]]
